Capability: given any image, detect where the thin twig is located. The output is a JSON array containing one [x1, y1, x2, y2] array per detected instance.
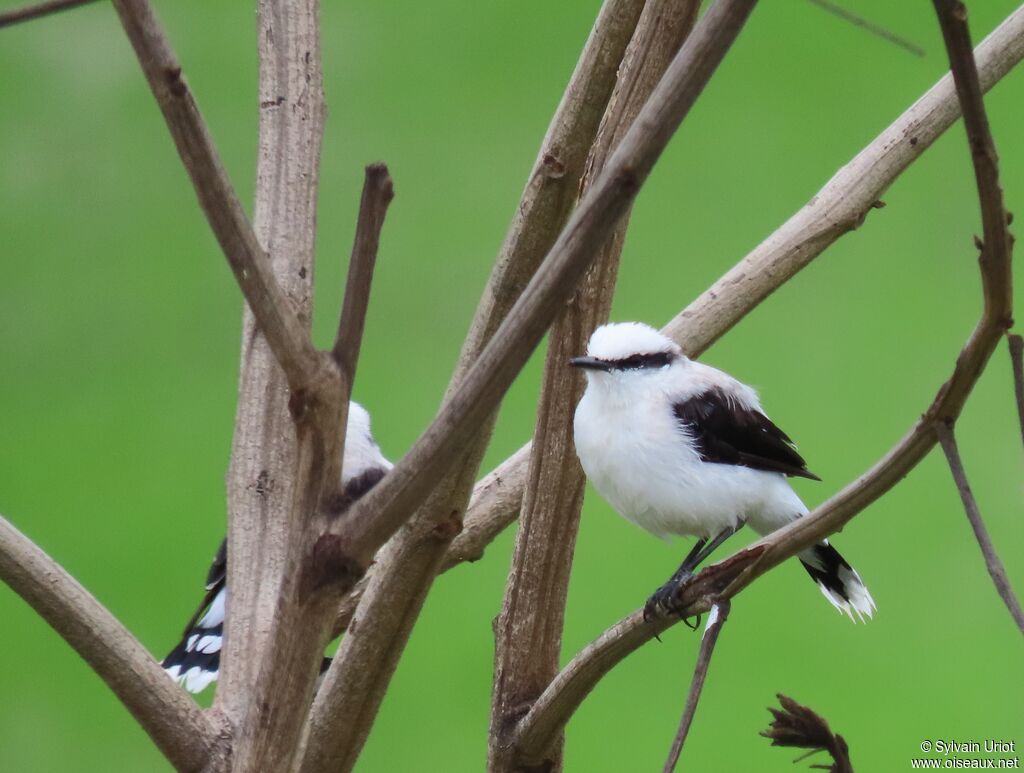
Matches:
[[1008, 333, 1024, 445], [935, 423, 1024, 635], [663, 600, 732, 773], [0, 517, 216, 773], [332, 164, 393, 378], [110, 0, 319, 391], [808, 0, 925, 57], [0, 0, 98, 29], [933, 0, 1014, 311]]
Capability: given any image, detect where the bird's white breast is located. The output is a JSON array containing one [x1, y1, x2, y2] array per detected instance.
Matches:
[[573, 377, 792, 540]]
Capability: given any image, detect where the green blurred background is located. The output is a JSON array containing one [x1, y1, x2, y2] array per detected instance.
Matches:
[[2, 1, 1022, 770]]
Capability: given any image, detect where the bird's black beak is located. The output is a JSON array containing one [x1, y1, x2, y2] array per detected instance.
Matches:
[[569, 356, 612, 372]]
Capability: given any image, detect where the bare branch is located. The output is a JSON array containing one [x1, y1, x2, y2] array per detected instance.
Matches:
[[218, 0, 328, 768], [0, 517, 216, 773], [933, 0, 1014, 312], [761, 694, 853, 773], [332, 164, 393, 378], [663, 601, 732, 773], [0, 0, 98, 29], [304, 1, 648, 768], [490, 2, 700, 769], [808, 0, 925, 57], [513, 3, 1018, 754], [1010, 333, 1024, 444], [110, 0, 319, 391], [935, 423, 1024, 634]]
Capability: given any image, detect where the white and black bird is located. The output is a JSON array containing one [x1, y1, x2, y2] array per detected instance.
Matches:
[[571, 322, 875, 622], [162, 401, 392, 692]]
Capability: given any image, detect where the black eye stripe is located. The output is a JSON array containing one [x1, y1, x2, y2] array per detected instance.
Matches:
[[604, 352, 672, 370]]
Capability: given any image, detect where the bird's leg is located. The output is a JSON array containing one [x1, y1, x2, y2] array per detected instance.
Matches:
[[644, 521, 744, 622]]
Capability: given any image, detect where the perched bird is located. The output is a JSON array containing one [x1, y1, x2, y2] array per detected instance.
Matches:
[[163, 401, 392, 692], [570, 322, 875, 622]]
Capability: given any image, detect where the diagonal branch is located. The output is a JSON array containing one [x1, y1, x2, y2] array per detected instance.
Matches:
[[324, 0, 758, 582], [935, 423, 1024, 634], [332, 163, 393, 378], [0, 517, 216, 773], [0, 0, 99, 29], [303, 2, 648, 769], [513, 1, 1017, 756], [663, 601, 732, 773], [326, 163, 394, 488], [110, 0, 319, 391]]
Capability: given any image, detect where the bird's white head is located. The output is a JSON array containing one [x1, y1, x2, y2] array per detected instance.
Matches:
[[570, 322, 685, 396]]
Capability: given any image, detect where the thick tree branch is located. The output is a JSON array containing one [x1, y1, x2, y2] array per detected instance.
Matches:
[[489, 3, 700, 770], [0, 0, 98, 28], [0, 517, 216, 773], [110, 0, 319, 392], [219, 0, 329, 770], [303, 2, 648, 768], [513, 2, 1017, 756], [935, 424, 1024, 634], [663, 601, 731, 773]]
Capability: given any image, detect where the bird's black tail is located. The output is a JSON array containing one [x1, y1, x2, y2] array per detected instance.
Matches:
[[798, 542, 876, 622], [162, 541, 227, 693]]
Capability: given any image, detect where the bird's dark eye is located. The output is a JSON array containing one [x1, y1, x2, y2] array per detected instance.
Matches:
[[646, 352, 670, 368]]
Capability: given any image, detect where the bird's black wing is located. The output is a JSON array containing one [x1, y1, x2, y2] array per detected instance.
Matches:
[[672, 387, 819, 480]]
